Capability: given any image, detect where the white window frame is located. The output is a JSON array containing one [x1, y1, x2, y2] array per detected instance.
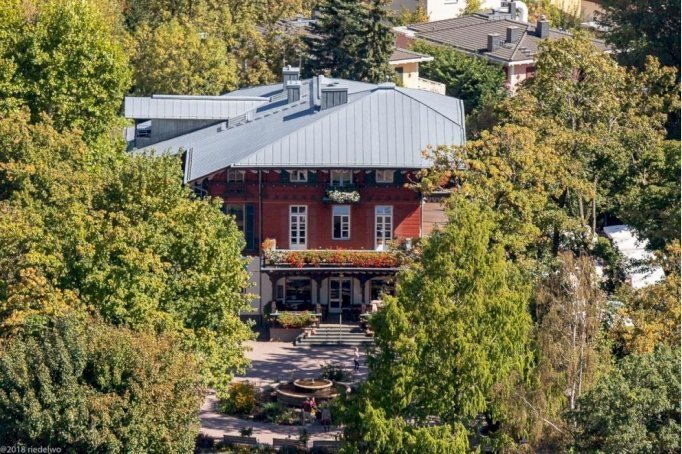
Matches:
[[332, 205, 351, 240], [330, 170, 353, 187], [289, 205, 307, 250], [375, 205, 393, 250], [226, 169, 245, 183], [375, 170, 394, 184], [289, 170, 308, 183]]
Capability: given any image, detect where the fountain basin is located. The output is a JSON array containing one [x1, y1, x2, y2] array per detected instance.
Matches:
[[293, 378, 333, 392], [275, 381, 341, 406]]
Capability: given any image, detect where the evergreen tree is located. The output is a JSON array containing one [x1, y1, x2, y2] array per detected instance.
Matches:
[[339, 198, 532, 448], [304, 0, 393, 82]]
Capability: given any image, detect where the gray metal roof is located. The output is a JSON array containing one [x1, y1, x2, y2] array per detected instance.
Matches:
[[405, 14, 609, 63], [136, 77, 465, 183], [124, 94, 270, 120]]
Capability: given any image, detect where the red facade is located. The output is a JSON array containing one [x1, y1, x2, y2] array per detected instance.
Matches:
[[206, 168, 423, 253]]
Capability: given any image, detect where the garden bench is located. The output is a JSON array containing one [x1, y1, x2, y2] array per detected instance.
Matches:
[[312, 440, 343, 452], [273, 438, 305, 450], [222, 434, 259, 447]]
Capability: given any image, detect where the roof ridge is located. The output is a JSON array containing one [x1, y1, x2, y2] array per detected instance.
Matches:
[[230, 88, 375, 167], [509, 23, 532, 61], [394, 87, 464, 129]]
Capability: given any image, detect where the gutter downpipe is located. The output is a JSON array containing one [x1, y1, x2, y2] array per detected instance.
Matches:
[[258, 169, 264, 324]]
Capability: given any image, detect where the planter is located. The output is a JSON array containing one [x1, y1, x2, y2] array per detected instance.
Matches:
[[269, 327, 304, 342]]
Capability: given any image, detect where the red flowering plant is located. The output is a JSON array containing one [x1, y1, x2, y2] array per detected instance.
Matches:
[[263, 249, 402, 268]]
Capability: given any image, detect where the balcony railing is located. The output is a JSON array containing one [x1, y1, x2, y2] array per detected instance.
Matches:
[[262, 249, 402, 269], [417, 77, 446, 95]]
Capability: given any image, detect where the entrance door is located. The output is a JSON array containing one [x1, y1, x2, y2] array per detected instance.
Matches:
[[329, 278, 352, 313]]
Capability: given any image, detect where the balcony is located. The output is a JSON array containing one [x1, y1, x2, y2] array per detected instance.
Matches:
[[417, 77, 446, 95], [262, 249, 402, 269]]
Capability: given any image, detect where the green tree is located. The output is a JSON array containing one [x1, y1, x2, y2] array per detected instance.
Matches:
[[570, 346, 681, 453], [411, 41, 506, 137], [11, 0, 131, 142], [132, 19, 238, 95], [0, 111, 254, 389], [342, 199, 532, 448], [304, 0, 393, 82], [0, 314, 202, 452], [617, 140, 681, 250], [598, 0, 681, 71]]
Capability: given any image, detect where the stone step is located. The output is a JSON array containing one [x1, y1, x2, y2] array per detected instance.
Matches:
[[297, 338, 374, 346]]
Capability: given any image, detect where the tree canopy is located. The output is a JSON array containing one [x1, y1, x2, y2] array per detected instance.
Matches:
[[570, 346, 681, 453], [0, 0, 131, 142], [339, 198, 532, 448], [0, 314, 202, 452], [598, 0, 681, 71], [304, 0, 393, 82], [0, 111, 254, 390]]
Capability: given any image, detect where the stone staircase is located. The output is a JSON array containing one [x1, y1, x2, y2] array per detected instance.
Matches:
[[295, 324, 374, 347]]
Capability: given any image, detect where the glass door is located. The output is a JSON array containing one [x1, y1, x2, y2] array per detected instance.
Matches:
[[329, 278, 352, 314], [289, 205, 307, 249], [375, 206, 393, 250]]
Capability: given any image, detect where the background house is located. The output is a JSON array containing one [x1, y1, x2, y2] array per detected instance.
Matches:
[[125, 68, 465, 320], [394, 1, 609, 91]]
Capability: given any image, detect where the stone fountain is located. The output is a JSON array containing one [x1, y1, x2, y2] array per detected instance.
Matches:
[[275, 378, 340, 406]]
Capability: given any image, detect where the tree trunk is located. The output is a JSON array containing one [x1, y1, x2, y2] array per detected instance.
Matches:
[[591, 176, 598, 235]]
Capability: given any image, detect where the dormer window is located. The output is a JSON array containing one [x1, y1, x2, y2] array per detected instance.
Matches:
[[289, 170, 308, 182], [375, 170, 394, 184], [227, 169, 245, 183], [330, 170, 352, 187]]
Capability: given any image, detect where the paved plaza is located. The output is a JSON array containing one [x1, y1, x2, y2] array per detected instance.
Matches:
[[199, 341, 369, 444]]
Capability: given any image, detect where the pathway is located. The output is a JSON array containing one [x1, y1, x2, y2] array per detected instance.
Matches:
[[200, 391, 341, 445]]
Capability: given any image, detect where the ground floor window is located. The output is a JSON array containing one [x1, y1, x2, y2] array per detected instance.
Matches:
[[370, 279, 395, 300], [277, 277, 312, 311]]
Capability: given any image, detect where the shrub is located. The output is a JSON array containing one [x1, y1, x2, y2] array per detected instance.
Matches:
[[273, 408, 300, 425], [320, 363, 352, 382], [257, 402, 285, 423], [273, 311, 318, 329], [219, 382, 257, 415], [195, 433, 215, 450], [239, 427, 253, 437]]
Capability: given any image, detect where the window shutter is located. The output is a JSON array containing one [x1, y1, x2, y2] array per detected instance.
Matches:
[[366, 171, 375, 185], [245, 204, 255, 250], [280, 170, 290, 183], [309, 171, 317, 184], [394, 171, 403, 185]]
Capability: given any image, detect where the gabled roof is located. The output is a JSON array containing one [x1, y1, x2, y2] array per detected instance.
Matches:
[[401, 13, 609, 64], [136, 77, 465, 183], [125, 94, 270, 120]]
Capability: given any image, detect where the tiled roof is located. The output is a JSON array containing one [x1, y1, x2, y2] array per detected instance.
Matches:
[[135, 77, 465, 182], [404, 13, 609, 63], [389, 48, 434, 63]]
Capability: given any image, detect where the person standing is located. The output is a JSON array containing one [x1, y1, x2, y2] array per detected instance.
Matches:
[[321, 407, 332, 432], [353, 347, 360, 372]]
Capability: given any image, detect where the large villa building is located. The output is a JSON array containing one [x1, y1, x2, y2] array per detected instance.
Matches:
[[125, 68, 465, 321]]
